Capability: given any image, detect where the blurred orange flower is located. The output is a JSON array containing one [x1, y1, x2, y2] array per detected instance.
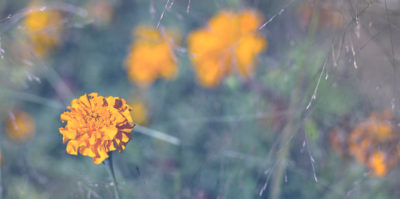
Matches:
[[188, 10, 267, 87], [59, 93, 135, 164], [23, 2, 63, 57], [125, 26, 179, 87], [130, 101, 148, 125], [5, 110, 36, 142], [348, 110, 398, 177]]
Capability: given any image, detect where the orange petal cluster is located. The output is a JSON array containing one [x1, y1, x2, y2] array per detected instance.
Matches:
[[188, 10, 267, 87], [369, 151, 387, 177], [125, 26, 179, 87], [348, 110, 399, 177], [23, 2, 63, 57], [5, 110, 36, 142], [59, 93, 135, 164]]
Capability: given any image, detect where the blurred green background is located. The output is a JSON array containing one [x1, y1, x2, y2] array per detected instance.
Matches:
[[1, 0, 400, 198]]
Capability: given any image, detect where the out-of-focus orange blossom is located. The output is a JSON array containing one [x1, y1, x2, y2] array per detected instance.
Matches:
[[5, 110, 36, 142], [59, 93, 135, 164], [188, 10, 267, 87], [348, 110, 399, 177], [23, 2, 63, 57], [125, 26, 179, 87], [130, 100, 149, 126]]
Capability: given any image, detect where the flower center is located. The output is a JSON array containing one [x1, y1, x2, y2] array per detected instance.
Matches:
[[82, 108, 112, 130]]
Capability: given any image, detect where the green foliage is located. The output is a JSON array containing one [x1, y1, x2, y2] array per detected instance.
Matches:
[[0, 0, 396, 199]]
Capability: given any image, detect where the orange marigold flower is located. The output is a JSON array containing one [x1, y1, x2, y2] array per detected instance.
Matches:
[[59, 93, 135, 164], [124, 26, 179, 87], [188, 10, 267, 87], [348, 110, 398, 177], [5, 110, 36, 142], [23, 2, 63, 57]]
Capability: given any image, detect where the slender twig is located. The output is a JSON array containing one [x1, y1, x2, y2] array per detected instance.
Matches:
[[268, 5, 320, 197], [384, 0, 399, 113], [103, 154, 121, 199], [268, 78, 303, 199]]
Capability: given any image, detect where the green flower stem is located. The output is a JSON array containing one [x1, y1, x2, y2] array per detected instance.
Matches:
[[269, 18, 314, 199], [268, 100, 301, 199], [104, 154, 121, 199]]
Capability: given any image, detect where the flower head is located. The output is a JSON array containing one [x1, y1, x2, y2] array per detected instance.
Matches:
[[59, 93, 135, 164], [23, 2, 63, 57], [125, 26, 179, 87], [6, 110, 36, 142], [188, 10, 267, 87], [348, 110, 399, 177]]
